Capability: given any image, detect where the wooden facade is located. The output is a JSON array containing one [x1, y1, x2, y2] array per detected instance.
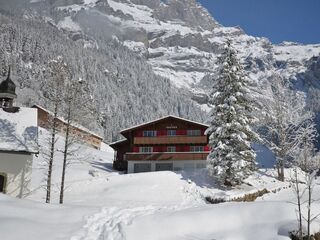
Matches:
[[133, 136, 207, 145], [33, 105, 103, 149], [109, 116, 210, 173], [125, 152, 208, 161]]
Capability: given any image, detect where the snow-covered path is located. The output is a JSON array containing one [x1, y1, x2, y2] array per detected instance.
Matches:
[[71, 206, 167, 240], [69, 174, 206, 240]]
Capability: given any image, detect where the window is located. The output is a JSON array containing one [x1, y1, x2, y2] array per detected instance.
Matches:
[[167, 130, 176, 136], [190, 146, 204, 152], [134, 163, 151, 173], [143, 131, 157, 137], [184, 163, 195, 170], [167, 146, 176, 152], [139, 146, 153, 153], [196, 163, 206, 169], [187, 130, 201, 136]]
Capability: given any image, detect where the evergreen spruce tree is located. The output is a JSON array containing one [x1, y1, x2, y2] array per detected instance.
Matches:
[[206, 40, 257, 186]]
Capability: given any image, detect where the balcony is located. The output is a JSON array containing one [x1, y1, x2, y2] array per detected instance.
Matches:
[[125, 152, 209, 161], [134, 136, 207, 145]]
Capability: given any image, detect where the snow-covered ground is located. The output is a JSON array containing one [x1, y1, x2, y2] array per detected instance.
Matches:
[[1, 129, 320, 240]]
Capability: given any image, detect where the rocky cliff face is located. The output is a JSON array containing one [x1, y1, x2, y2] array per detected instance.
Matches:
[[37, 0, 320, 106]]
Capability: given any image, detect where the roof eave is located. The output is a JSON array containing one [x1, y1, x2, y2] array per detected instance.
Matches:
[[109, 139, 128, 148], [33, 105, 104, 140], [120, 115, 209, 134], [0, 149, 39, 154]]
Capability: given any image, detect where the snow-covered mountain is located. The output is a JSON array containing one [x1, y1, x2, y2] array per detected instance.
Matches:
[[1, 0, 320, 139], [0, 0, 208, 141], [36, 0, 320, 103]]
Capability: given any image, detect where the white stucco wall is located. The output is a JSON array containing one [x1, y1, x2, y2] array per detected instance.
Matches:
[[128, 160, 207, 173], [0, 152, 33, 198]]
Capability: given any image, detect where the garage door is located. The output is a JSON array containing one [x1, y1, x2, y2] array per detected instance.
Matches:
[[134, 163, 151, 173], [155, 163, 173, 171]]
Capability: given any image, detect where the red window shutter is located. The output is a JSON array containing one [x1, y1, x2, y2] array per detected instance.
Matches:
[[175, 145, 180, 152], [156, 130, 166, 136], [133, 147, 139, 152], [184, 145, 190, 152], [136, 131, 143, 137], [176, 130, 184, 135], [201, 129, 205, 135]]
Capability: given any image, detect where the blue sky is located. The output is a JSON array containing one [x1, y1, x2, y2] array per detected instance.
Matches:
[[197, 0, 320, 44]]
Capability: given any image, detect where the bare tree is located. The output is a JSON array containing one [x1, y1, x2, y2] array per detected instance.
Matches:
[[303, 152, 320, 240], [59, 78, 95, 204], [41, 57, 67, 203], [258, 75, 314, 181], [295, 121, 318, 172], [291, 154, 320, 240], [292, 168, 304, 240], [290, 121, 317, 239]]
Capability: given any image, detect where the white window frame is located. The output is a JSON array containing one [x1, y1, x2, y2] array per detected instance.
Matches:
[[190, 146, 204, 152], [139, 146, 153, 153], [143, 131, 157, 137], [187, 129, 201, 136], [167, 146, 176, 152], [167, 130, 176, 136]]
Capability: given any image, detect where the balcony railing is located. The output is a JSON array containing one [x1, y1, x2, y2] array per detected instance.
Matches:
[[134, 136, 207, 145], [125, 152, 209, 161]]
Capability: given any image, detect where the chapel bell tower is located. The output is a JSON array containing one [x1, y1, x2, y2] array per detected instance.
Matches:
[[0, 67, 17, 108]]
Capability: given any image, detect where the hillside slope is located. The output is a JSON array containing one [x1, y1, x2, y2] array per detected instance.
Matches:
[[0, 12, 206, 141]]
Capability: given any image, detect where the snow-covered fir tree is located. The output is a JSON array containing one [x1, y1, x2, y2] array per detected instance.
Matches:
[[206, 40, 257, 186]]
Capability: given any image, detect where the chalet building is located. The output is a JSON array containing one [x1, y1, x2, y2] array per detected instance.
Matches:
[[33, 105, 103, 149], [0, 68, 38, 198], [110, 116, 210, 173]]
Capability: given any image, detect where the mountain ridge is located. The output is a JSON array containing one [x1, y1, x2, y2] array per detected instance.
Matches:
[[1, 0, 320, 140]]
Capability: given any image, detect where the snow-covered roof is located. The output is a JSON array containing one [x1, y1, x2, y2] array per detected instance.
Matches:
[[0, 107, 38, 153], [109, 138, 128, 148], [33, 105, 103, 140], [121, 115, 209, 134]]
